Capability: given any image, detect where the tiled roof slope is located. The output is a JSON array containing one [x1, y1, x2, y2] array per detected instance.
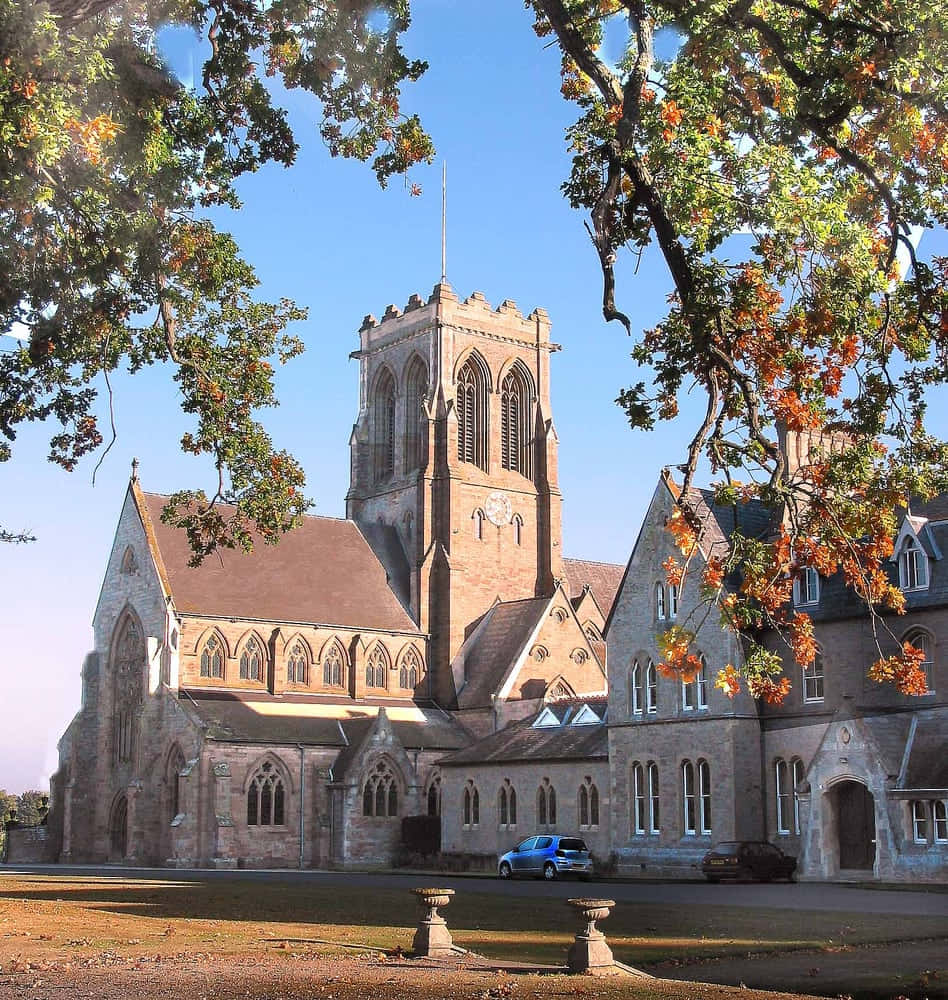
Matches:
[[456, 598, 549, 710], [182, 691, 468, 750], [140, 492, 417, 632], [689, 488, 772, 551], [903, 711, 948, 790], [439, 706, 608, 766], [562, 558, 625, 617]]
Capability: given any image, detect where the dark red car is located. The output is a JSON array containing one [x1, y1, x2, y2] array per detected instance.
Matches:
[[701, 841, 797, 882]]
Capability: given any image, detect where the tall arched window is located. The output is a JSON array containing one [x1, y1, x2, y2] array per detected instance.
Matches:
[[239, 636, 264, 682], [655, 582, 666, 620], [776, 758, 791, 834], [362, 759, 399, 818], [322, 642, 345, 687], [646, 660, 658, 713], [934, 800, 948, 843], [247, 761, 286, 826], [791, 757, 805, 834], [537, 779, 557, 827], [404, 355, 428, 474], [365, 644, 389, 689], [498, 780, 517, 828], [398, 646, 422, 690], [698, 759, 712, 834], [579, 778, 599, 828], [631, 762, 645, 834], [112, 614, 144, 767], [200, 633, 224, 678], [456, 353, 488, 469], [287, 640, 308, 685], [463, 780, 480, 828], [501, 363, 532, 476], [473, 508, 485, 540], [904, 628, 935, 693], [374, 368, 397, 481], [647, 761, 660, 834], [682, 656, 709, 711], [513, 514, 523, 546], [683, 760, 696, 835], [426, 774, 441, 817], [630, 660, 643, 716], [167, 745, 185, 822]]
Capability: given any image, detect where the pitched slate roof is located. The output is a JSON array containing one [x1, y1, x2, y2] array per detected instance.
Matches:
[[902, 711, 948, 790], [688, 487, 773, 552], [138, 489, 417, 632], [181, 690, 469, 751], [562, 558, 625, 618], [455, 597, 550, 710], [439, 702, 609, 766]]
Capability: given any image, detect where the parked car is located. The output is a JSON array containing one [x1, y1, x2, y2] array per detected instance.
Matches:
[[701, 841, 797, 882], [498, 835, 593, 880]]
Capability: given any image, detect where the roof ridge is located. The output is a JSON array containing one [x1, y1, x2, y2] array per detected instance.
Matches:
[[140, 490, 351, 524], [562, 556, 625, 568]]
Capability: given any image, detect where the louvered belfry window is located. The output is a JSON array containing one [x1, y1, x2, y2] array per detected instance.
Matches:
[[457, 355, 487, 470], [501, 365, 531, 476]]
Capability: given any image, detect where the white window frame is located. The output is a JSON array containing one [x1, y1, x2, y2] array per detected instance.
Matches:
[[792, 757, 805, 834], [682, 657, 709, 712], [656, 583, 666, 621], [912, 800, 928, 844], [669, 583, 679, 618], [899, 536, 929, 592], [683, 760, 696, 836], [631, 763, 646, 835], [630, 661, 643, 716], [793, 566, 820, 606], [776, 758, 791, 835], [647, 761, 660, 835], [905, 629, 935, 694], [698, 759, 712, 835], [934, 801, 948, 844], [803, 653, 824, 703], [646, 660, 658, 714]]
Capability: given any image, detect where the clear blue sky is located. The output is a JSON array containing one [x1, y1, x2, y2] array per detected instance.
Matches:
[[1, 0, 945, 793]]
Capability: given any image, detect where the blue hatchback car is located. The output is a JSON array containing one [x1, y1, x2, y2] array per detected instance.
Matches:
[[498, 835, 593, 880]]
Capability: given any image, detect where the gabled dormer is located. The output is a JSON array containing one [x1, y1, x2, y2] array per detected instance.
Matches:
[[891, 515, 941, 593]]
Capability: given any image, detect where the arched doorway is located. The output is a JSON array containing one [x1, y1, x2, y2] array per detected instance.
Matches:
[[109, 795, 128, 861], [835, 781, 875, 870]]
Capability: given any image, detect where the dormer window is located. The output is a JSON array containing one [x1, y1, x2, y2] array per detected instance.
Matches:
[[899, 536, 928, 592], [794, 567, 820, 606]]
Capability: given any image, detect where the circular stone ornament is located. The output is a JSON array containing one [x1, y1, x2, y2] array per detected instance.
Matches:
[[485, 491, 513, 526]]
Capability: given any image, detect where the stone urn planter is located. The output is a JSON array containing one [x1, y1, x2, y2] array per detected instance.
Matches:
[[410, 887, 455, 957], [566, 898, 616, 975]]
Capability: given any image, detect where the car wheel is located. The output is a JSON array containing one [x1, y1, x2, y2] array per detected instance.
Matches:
[[543, 862, 557, 880], [498, 862, 512, 880]]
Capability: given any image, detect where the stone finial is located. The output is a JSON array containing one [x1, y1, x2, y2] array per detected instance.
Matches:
[[131, 457, 139, 483], [359, 314, 377, 333], [404, 293, 424, 312]]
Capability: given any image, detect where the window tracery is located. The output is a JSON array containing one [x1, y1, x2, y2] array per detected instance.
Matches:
[[247, 761, 286, 826], [365, 644, 389, 689], [362, 759, 399, 818], [322, 642, 345, 687], [375, 368, 397, 482], [457, 354, 488, 469], [501, 364, 532, 476], [287, 640, 308, 685], [398, 646, 422, 690], [239, 635, 264, 682], [200, 633, 224, 679]]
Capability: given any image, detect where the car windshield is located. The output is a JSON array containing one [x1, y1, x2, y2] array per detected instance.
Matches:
[[712, 842, 743, 853], [558, 838, 588, 852]]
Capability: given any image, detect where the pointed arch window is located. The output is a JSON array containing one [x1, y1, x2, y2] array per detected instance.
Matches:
[[655, 583, 666, 620], [426, 774, 441, 817], [404, 357, 428, 474], [365, 644, 389, 689], [112, 615, 144, 767], [498, 780, 517, 828], [647, 761, 660, 834], [631, 762, 646, 834], [287, 641, 308, 685], [513, 514, 523, 546], [501, 364, 532, 476], [537, 778, 557, 828], [462, 780, 480, 828], [904, 628, 935, 693], [167, 746, 185, 822], [362, 759, 399, 818], [682, 655, 709, 711], [200, 634, 224, 679], [374, 368, 397, 482], [322, 642, 345, 687], [398, 646, 422, 690], [579, 778, 599, 829], [457, 354, 488, 470], [247, 761, 286, 826], [473, 508, 485, 540], [683, 760, 697, 835], [239, 636, 264, 682], [646, 659, 658, 714]]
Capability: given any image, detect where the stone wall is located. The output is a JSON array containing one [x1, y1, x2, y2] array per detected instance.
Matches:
[[4, 826, 52, 864]]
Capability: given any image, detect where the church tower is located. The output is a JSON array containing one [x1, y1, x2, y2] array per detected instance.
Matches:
[[346, 282, 563, 705]]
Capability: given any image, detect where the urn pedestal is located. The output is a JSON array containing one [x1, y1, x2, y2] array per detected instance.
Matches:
[[411, 888, 455, 957], [566, 898, 617, 975]]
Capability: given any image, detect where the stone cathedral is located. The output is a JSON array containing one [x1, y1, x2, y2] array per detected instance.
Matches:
[[50, 283, 624, 869]]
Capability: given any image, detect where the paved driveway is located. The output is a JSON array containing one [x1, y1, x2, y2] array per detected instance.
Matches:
[[3, 864, 946, 917]]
